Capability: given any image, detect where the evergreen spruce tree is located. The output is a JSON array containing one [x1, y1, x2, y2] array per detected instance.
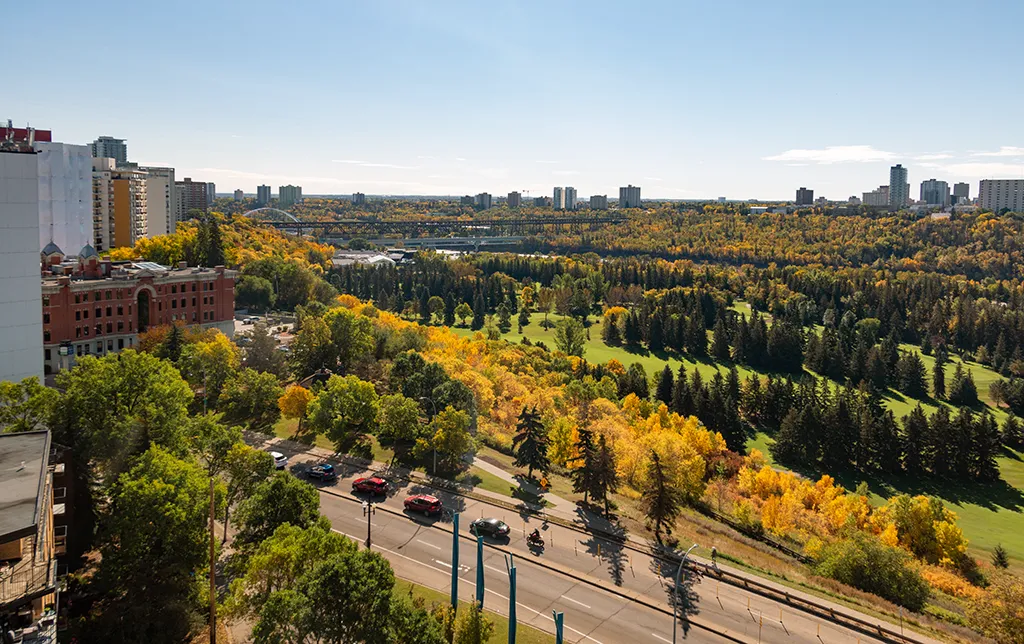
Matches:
[[655, 365, 674, 407], [592, 434, 619, 516], [866, 347, 889, 391], [992, 544, 1010, 569], [932, 358, 946, 399], [602, 314, 622, 346], [648, 314, 665, 353], [896, 352, 928, 398], [511, 406, 549, 479], [771, 408, 804, 464], [570, 426, 597, 503], [158, 323, 185, 362], [949, 363, 979, 406], [671, 366, 693, 416], [471, 291, 486, 330], [732, 316, 750, 363], [726, 366, 741, 403], [711, 315, 731, 360], [640, 451, 682, 542], [1002, 414, 1024, 449], [902, 404, 929, 475], [973, 413, 1001, 481], [419, 287, 432, 324], [207, 217, 225, 267], [444, 292, 457, 326]]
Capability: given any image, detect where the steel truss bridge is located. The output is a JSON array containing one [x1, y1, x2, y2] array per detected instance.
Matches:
[[249, 215, 627, 238]]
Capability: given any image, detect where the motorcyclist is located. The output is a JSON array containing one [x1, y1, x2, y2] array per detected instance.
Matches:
[[529, 529, 541, 543]]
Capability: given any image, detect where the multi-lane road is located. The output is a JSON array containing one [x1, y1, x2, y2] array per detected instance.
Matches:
[[267, 442, 931, 644]]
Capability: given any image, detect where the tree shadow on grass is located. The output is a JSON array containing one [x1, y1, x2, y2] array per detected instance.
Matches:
[[648, 544, 702, 635]]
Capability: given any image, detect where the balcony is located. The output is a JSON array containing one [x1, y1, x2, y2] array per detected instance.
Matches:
[[0, 534, 56, 608]]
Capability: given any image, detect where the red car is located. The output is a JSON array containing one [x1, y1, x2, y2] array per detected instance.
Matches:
[[404, 494, 443, 516], [352, 476, 387, 495]]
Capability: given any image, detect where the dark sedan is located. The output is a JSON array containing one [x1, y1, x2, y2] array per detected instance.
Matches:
[[469, 518, 510, 538], [306, 464, 337, 482]]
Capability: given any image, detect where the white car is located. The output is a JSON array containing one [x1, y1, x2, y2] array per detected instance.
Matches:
[[271, 451, 288, 470]]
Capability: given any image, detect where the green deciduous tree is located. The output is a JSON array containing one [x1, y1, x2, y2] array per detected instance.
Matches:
[[219, 368, 284, 431], [222, 443, 274, 543], [243, 323, 287, 377], [0, 377, 58, 433], [377, 393, 424, 443], [415, 406, 474, 472], [306, 374, 380, 452], [325, 306, 375, 372], [235, 472, 321, 545], [454, 603, 495, 644], [236, 275, 276, 312], [290, 314, 334, 378], [178, 332, 241, 410], [813, 533, 929, 611], [455, 302, 473, 326], [512, 406, 549, 478], [554, 317, 586, 357]]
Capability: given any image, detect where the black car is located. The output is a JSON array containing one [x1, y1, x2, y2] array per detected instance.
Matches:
[[306, 464, 337, 482], [469, 518, 510, 538]]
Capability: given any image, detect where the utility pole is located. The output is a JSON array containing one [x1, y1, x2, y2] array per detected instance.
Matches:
[[505, 554, 517, 644], [476, 533, 485, 608], [673, 543, 699, 644], [363, 501, 375, 549], [208, 477, 217, 644], [451, 512, 460, 610]]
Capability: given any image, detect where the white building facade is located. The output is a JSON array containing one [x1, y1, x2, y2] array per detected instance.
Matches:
[[34, 142, 92, 254], [565, 186, 577, 210], [619, 184, 641, 208], [889, 165, 909, 209], [141, 166, 176, 237], [979, 179, 1024, 212], [0, 147, 44, 383]]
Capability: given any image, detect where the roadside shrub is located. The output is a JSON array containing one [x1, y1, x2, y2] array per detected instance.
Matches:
[[813, 533, 929, 611]]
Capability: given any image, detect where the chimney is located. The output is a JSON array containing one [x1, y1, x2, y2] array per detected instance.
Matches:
[[178, 261, 187, 270]]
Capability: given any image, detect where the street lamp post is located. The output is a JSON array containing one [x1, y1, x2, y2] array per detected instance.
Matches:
[[362, 501, 376, 549], [419, 397, 438, 473], [673, 543, 699, 644]]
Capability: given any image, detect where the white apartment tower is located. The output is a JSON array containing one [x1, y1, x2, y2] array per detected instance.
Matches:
[[34, 141, 92, 254], [90, 136, 127, 166], [590, 195, 608, 210], [175, 178, 209, 221], [979, 180, 1024, 212], [888, 165, 909, 209], [257, 184, 271, 206], [565, 186, 577, 211], [619, 185, 641, 208], [0, 143, 44, 382], [279, 184, 303, 208], [141, 166, 177, 237], [552, 186, 565, 210], [206, 182, 217, 205], [920, 179, 950, 207]]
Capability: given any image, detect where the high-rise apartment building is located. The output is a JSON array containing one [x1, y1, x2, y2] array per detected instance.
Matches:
[[175, 177, 209, 222], [863, 185, 890, 207], [257, 184, 271, 206], [34, 141, 92, 255], [233, 189, 244, 201], [619, 185, 641, 208], [553, 187, 565, 210], [90, 136, 127, 166], [979, 180, 1024, 212], [352, 192, 366, 206], [0, 141, 44, 382], [590, 195, 608, 210], [953, 182, 970, 204], [474, 192, 492, 210], [795, 187, 814, 205], [206, 182, 217, 205], [507, 191, 521, 207], [565, 187, 577, 211], [279, 185, 302, 208], [920, 179, 950, 207], [111, 167, 148, 248], [141, 166, 176, 237], [889, 165, 909, 209], [533, 196, 551, 207]]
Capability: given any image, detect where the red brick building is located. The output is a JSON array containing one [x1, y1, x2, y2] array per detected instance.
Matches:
[[40, 244, 237, 373]]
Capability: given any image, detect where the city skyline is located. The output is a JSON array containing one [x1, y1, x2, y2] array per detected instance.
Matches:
[[8, 1, 1023, 199]]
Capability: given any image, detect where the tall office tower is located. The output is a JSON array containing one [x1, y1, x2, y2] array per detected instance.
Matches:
[[553, 186, 565, 210], [34, 141, 92, 254], [175, 177, 209, 222], [257, 184, 271, 205], [888, 164, 909, 209], [279, 184, 303, 208], [953, 182, 970, 204], [565, 186, 577, 210], [619, 184, 641, 208], [0, 139, 44, 382], [590, 195, 608, 209], [474, 192, 492, 210], [979, 180, 1024, 212], [206, 182, 217, 205], [141, 166, 176, 237], [920, 179, 950, 207], [233, 189, 244, 201], [795, 187, 814, 205], [507, 191, 521, 207], [90, 136, 128, 166], [352, 192, 366, 205]]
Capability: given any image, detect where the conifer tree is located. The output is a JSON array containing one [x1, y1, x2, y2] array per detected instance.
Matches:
[[655, 365, 674, 407], [512, 406, 549, 479]]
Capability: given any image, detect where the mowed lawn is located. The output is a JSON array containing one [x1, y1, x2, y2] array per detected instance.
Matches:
[[445, 308, 1024, 569]]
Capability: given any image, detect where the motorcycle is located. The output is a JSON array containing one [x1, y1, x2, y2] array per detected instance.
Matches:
[[527, 534, 545, 550]]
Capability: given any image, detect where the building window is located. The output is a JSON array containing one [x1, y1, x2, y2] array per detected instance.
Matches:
[[44, 331, 51, 342], [75, 345, 82, 356], [106, 290, 112, 299], [43, 296, 50, 306], [95, 324, 102, 335], [83, 326, 89, 336], [44, 349, 51, 361], [75, 294, 80, 304], [117, 305, 123, 315], [75, 310, 81, 321], [118, 338, 124, 350], [158, 301, 163, 311], [192, 312, 197, 321], [171, 284, 177, 294], [106, 306, 112, 317], [96, 341, 103, 353], [128, 304, 132, 315], [43, 312, 50, 324], [171, 299, 177, 309], [84, 344, 90, 354], [192, 297, 196, 306], [106, 322, 112, 333], [210, 297, 214, 307], [83, 309, 89, 319], [54, 487, 66, 500], [96, 308, 102, 318], [181, 297, 186, 308], [94, 291, 101, 302], [75, 327, 81, 339], [107, 340, 113, 351], [117, 289, 123, 298], [191, 283, 196, 292], [117, 321, 124, 332]]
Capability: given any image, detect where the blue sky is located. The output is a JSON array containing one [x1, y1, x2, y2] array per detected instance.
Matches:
[[10, 1, 1024, 200]]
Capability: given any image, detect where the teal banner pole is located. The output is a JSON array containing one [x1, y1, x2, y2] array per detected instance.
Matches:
[[552, 610, 563, 644], [476, 533, 485, 608], [508, 562, 517, 644], [451, 513, 459, 610]]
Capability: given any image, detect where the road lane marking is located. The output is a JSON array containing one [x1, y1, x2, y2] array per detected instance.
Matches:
[[562, 595, 591, 609], [417, 539, 442, 550], [651, 633, 671, 643], [433, 559, 452, 567], [484, 564, 505, 573]]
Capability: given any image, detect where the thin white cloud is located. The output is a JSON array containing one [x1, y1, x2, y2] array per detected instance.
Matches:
[[971, 146, 1024, 157], [332, 159, 365, 164], [763, 145, 896, 164], [454, 157, 467, 162], [785, 163, 809, 167], [940, 162, 1024, 178], [914, 153, 953, 161], [644, 176, 663, 181]]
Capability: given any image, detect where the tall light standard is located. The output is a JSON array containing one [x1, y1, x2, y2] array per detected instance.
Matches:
[[419, 396, 438, 473], [450, 512, 460, 610], [362, 501, 376, 549], [673, 543, 699, 644]]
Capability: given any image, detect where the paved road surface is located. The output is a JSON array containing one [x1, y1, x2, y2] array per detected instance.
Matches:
[[267, 444, 913, 644]]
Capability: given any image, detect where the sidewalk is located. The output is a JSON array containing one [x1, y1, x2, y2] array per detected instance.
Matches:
[[465, 454, 579, 515]]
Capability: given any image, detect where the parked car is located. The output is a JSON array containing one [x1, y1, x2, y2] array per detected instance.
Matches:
[[271, 451, 288, 470], [404, 494, 443, 516], [352, 476, 387, 495], [469, 518, 510, 538], [306, 463, 337, 482]]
